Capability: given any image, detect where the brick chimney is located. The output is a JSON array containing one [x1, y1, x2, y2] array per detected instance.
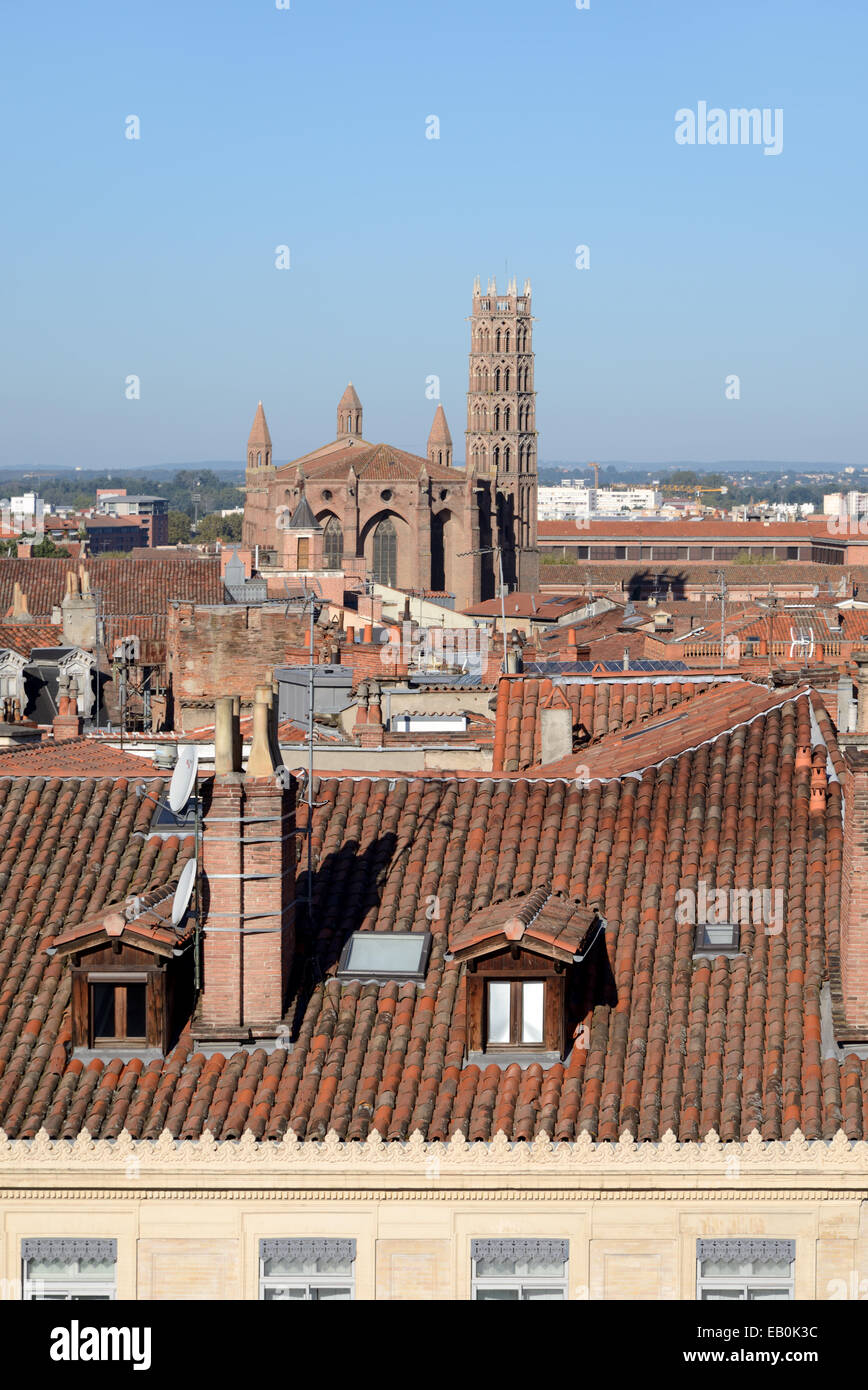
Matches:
[[539, 689, 573, 766], [195, 688, 296, 1047], [61, 566, 97, 650], [53, 673, 83, 742]]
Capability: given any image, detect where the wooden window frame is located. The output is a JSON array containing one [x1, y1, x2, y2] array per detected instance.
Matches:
[[485, 979, 546, 1049], [71, 963, 168, 1051], [466, 953, 565, 1056], [89, 978, 148, 1047]]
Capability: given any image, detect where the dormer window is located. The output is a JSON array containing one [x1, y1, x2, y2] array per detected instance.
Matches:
[[448, 886, 602, 1063], [47, 872, 196, 1056]]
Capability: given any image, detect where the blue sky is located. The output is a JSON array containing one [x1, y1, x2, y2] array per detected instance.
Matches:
[[1, 0, 865, 471]]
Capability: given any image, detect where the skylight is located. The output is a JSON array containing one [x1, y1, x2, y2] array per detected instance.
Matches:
[[337, 932, 432, 981]]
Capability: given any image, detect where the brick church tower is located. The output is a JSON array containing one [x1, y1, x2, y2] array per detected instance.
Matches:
[[465, 277, 538, 596]]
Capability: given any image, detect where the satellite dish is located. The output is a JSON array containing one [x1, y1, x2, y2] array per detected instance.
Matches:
[[171, 858, 197, 926], [168, 745, 199, 813]]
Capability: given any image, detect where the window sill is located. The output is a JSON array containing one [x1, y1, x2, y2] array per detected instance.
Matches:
[[467, 1049, 563, 1071], [72, 1046, 165, 1065]]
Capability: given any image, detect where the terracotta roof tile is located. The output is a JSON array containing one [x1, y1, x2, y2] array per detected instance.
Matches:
[[0, 557, 222, 619], [0, 687, 857, 1146]]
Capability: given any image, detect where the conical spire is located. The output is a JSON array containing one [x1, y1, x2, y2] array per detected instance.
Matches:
[[428, 404, 452, 446], [427, 404, 453, 468], [246, 401, 272, 471], [247, 401, 271, 448], [287, 494, 321, 530], [337, 383, 363, 438]]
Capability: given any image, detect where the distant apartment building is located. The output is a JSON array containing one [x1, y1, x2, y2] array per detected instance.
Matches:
[[0, 492, 46, 533], [84, 515, 152, 554], [96, 491, 169, 546], [538, 482, 661, 520], [823, 491, 868, 519]]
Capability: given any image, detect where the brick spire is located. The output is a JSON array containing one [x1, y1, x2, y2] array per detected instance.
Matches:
[[246, 401, 272, 470], [337, 383, 363, 438], [427, 404, 452, 467]]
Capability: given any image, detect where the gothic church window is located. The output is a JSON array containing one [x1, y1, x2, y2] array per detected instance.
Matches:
[[372, 517, 397, 587], [323, 516, 343, 570]]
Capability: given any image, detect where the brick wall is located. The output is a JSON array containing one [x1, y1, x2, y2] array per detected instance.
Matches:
[[168, 604, 309, 708]]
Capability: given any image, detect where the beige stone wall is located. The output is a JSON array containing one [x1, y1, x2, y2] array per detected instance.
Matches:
[[2, 1131, 868, 1300]]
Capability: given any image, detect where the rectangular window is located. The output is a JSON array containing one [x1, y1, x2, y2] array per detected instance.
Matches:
[[696, 1239, 795, 1300], [22, 1239, 117, 1301], [485, 980, 547, 1048], [259, 1239, 355, 1301], [472, 1239, 568, 1300], [90, 981, 147, 1044]]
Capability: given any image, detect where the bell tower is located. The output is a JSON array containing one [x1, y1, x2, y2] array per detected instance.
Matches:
[[466, 277, 538, 595]]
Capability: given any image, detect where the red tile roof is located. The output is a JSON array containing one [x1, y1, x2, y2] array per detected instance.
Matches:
[[0, 738, 164, 778], [449, 887, 596, 963], [284, 441, 455, 485], [0, 557, 223, 618], [538, 681, 797, 779], [0, 623, 64, 657], [538, 519, 834, 540], [493, 675, 727, 773], [0, 687, 860, 1146]]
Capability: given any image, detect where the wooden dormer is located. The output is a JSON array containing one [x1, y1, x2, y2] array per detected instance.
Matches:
[[448, 886, 600, 1059], [47, 878, 195, 1054]]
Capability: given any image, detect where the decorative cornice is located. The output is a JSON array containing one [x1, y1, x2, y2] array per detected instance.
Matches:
[[21, 1237, 116, 1263], [0, 1126, 866, 1184], [261, 1237, 355, 1263], [696, 1238, 795, 1263]]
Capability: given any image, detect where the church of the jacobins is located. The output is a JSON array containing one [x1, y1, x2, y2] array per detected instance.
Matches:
[[242, 278, 539, 608]]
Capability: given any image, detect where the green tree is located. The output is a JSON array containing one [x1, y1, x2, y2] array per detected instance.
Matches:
[[31, 536, 70, 557], [196, 511, 243, 543], [168, 510, 192, 544]]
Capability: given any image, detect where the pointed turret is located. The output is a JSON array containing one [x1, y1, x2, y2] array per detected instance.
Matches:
[[427, 404, 453, 468], [246, 401, 272, 471], [337, 383, 363, 438], [287, 494, 321, 531]]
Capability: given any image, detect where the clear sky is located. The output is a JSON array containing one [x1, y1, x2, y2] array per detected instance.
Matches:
[[1, 0, 865, 472]]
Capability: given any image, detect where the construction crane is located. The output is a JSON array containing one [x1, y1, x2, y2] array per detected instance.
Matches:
[[658, 484, 727, 496]]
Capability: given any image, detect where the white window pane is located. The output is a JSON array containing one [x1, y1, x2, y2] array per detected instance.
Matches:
[[475, 1287, 520, 1300], [749, 1288, 791, 1300], [522, 981, 544, 1044], [523, 1287, 565, 1300], [264, 1286, 307, 1300], [701, 1289, 745, 1300], [311, 1287, 353, 1300], [487, 982, 510, 1043]]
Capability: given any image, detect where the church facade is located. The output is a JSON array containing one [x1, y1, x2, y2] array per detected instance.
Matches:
[[242, 278, 539, 609]]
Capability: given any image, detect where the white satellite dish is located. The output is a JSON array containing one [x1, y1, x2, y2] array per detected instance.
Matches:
[[171, 858, 197, 926], [168, 744, 199, 813]]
